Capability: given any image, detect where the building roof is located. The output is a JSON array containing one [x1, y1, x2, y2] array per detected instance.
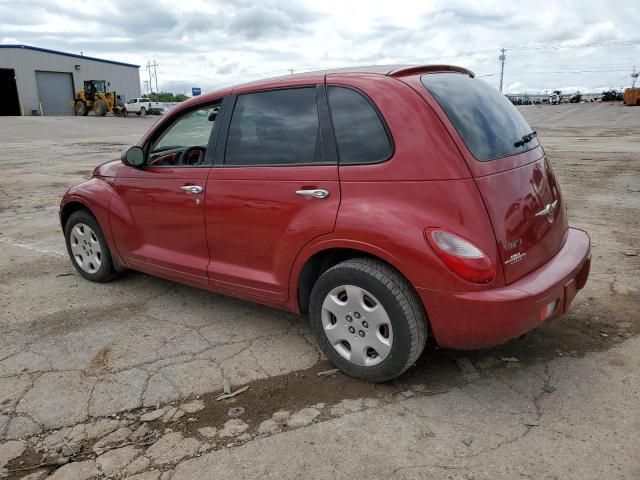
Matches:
[[0, 44, 140, 68]]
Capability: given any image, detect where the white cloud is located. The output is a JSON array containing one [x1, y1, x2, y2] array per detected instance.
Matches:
[[1, 0, 638, 94]]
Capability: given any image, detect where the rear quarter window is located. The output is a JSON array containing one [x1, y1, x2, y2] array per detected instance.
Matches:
[[421, 73, 539, 161], [327, 86, 392, 164]]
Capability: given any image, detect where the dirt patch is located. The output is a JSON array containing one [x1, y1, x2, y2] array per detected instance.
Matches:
[[84, 347, 113, 375]]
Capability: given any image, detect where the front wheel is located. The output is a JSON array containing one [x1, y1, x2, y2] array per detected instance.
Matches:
[[75, 101, 88, 116], [309, 258, 427, 382], [140, 107, 146, 116], [64, 210, 120, 282]]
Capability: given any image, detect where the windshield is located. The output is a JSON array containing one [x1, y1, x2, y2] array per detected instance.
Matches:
[[421, 73, 540, 161]]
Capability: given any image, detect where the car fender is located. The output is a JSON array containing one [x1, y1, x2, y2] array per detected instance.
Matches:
[[287, 236, 406, 312], [287, 178, 505, 313], [61, 178, 124, 267]]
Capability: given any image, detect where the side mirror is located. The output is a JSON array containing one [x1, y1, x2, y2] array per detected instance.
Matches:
[[121, 146, 145, 167]]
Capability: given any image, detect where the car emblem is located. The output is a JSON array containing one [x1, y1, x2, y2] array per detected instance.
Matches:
[[535, 200, 558, 218], [505, 251, 526, 265]]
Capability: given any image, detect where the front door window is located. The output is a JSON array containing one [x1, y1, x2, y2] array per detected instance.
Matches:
[[149, 105, 219, 167]]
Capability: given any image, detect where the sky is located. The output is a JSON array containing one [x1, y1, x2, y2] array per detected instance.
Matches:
[[1, 0, 639, 95]]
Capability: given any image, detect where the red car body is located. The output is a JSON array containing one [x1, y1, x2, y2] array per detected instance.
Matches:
[[60, 65, 591, 349]]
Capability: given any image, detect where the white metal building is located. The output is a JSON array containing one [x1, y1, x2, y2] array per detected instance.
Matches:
[[0, 45, 141, 116]]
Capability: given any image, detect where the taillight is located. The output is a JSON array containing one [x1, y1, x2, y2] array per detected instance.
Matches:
[[425, 229, 495, 284]]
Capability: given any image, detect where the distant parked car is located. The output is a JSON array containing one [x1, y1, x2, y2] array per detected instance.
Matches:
[[157, 102, 180, 115], [60, 65, 591, 381], [124, 98, 163, 116], [601, 89, 624, 102]]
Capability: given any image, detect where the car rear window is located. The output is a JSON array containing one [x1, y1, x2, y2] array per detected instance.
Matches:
[[421, 73, 540, 161], [327, 86, 392, 164]]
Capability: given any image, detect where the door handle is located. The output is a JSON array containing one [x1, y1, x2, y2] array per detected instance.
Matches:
[[180, 185, 203, 194], [295, 189, 330, 199]]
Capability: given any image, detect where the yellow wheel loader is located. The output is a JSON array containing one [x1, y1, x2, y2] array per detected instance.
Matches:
[[71, 80, 126, 117]]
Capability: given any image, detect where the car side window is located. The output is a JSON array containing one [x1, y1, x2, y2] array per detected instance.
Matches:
[[327, 86, 392, 164], [224, 88, 322, 166], [148, 105, 219, 167]]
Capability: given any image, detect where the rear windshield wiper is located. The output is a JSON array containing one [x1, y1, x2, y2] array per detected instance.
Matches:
[[514, 131, 537, 148]]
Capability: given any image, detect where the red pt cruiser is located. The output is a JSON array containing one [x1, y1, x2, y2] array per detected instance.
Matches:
[[60, 65, 591, 381]]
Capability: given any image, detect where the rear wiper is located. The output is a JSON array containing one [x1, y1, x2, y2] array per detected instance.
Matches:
[[514, 131, 537, 147]]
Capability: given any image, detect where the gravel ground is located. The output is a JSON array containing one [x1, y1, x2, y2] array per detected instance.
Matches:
[[0, 102, 638, 479]]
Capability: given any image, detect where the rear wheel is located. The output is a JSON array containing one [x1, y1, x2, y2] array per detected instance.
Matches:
[[309, 258, 427, 382], [94, 100, 108, 116], [74, 101, 88, 116], [64, 210, 120, 282], [140, 107, 146, 116]]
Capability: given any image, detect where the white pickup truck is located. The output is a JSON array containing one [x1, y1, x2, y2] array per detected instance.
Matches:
[[124, 98, 163, 116]]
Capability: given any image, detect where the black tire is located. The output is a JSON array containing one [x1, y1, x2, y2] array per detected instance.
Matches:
[[64, 210, 120, 283], [75, 101, 88, 116], [94, 100, 108, 116], [140, 107, 146, 116], [309, 258, 427, 382]]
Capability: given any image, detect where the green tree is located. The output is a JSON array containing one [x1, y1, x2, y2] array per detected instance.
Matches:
[[149, 92, 189, 102]]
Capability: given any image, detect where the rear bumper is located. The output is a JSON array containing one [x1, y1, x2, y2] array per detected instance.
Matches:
[[418, 227, 591, 349]]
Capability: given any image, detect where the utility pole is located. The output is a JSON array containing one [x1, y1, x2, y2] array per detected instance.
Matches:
[[146, 60, 159, 94], [146, 62, 152, 94], [498, 48, 506, 92], [288, 68, 295, 75], [153, 60, 158, 94]]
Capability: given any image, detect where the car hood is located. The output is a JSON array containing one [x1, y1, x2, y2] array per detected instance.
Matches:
[[93, 159, 122, 178]]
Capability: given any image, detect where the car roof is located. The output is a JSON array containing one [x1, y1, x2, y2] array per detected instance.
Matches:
[[185, 64, 474, 108]]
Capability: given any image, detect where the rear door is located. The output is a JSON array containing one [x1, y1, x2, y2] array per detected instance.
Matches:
[[205, 85, 340, 302], [418, 73, 568, 284]]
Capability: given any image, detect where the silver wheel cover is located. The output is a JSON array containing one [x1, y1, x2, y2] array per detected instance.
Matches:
[[69, 223, 102, 274], [321, 285, 394, 367]]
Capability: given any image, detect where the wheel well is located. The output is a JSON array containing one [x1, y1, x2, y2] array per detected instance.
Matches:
[[60, 202, 90, 230], [297, 248, 391, 313]]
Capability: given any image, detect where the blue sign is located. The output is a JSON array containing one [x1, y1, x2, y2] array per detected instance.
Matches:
[[192, 87, 201, 96]]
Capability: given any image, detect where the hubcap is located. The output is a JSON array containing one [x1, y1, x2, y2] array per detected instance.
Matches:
[[321, 285, 393, 367], [69, 223, 102, 274]]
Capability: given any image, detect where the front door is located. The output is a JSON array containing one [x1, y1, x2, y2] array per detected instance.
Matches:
[[111, 103, 221, 286], [205, 86, 340, 302]]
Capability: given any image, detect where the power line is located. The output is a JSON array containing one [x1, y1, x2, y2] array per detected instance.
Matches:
[[506, 40, 640, 51], [426, 39, 640, 59], [517, 69, 631, 74]]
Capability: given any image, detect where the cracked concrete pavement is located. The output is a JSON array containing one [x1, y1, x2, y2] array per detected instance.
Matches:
[[0, 104, 639, 478], [170, 336, 640, 480]]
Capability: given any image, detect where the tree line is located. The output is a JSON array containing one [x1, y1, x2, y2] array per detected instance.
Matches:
[[148, 92, 189, 102]]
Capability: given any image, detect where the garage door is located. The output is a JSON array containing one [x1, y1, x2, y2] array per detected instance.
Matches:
[[35, 71, 74, 115]]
